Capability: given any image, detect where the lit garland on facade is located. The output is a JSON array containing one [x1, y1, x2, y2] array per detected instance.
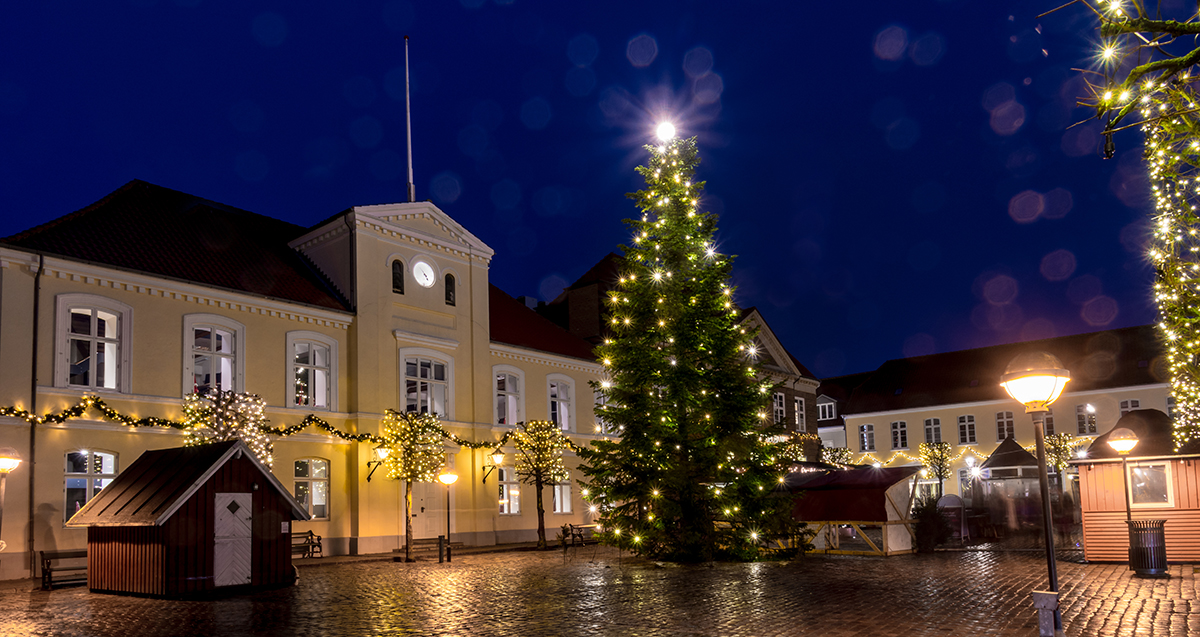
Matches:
[[182, 389, 275, 468], [1077, 1, 1200, 451], [579, 134, 803, 562]]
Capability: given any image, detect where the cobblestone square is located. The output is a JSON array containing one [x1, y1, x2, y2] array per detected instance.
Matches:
[[1, 548, 1195, 636]]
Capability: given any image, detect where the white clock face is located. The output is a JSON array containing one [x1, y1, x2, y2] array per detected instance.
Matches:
[[413, 261, 436, 288]]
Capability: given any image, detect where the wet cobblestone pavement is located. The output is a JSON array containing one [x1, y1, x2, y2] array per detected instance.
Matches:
[[0, 547, 1195, 636]]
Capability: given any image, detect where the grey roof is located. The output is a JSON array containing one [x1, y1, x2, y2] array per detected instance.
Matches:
[[67, 440, 309, 527]]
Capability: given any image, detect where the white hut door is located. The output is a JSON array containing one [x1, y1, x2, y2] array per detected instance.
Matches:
[[214, 493, 253, 587]]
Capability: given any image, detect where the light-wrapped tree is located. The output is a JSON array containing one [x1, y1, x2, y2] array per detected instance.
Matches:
[[511, 419, 572, 548], [380, 410, 446, 562], [580, 133, 801, 561], [182, 389, 274, 467], [918, 442, 953, 498]]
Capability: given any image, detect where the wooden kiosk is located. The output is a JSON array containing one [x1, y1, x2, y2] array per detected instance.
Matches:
[[787, 466, 919, 556]]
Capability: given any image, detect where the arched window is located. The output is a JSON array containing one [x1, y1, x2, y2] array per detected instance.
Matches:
[[392, 260, 405, 294], [445, 273, 456, 306], [55, 294, 133, 393]]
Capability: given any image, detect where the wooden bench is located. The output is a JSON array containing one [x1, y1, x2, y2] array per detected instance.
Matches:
[[565, 523, 598, 546], [41, 549, 88, 590], [393, 537, 464, 560], [291, 530, 322, 559]]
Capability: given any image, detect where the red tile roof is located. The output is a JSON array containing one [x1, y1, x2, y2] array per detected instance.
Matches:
[[2, 180, 350, 311], [489, 284, 596, 361]]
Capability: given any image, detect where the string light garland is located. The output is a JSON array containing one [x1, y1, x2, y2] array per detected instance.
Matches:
[[579, 133, 806, 562], [1071, 0, 1200, 451]]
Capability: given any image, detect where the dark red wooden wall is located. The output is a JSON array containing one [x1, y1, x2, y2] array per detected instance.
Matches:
[[88, 526, 167, 596]]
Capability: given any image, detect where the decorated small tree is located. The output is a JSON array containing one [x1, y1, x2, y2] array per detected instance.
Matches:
[[821, 447, 853, 467], [1044, 433, 1079, 492], [511, 420, 572, 549], [182, 389, 274, 467], [1072, 1, 1200, 451], [380, 410, 446, 562], [580, 132, 800, 562], [918, 442, 953, 498]]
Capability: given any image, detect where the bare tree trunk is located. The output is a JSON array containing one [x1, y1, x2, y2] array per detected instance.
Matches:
[[535, 473, 546, 549], [404, 480, 414, 562]]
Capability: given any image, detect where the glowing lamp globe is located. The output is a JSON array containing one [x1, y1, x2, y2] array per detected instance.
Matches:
[[0, 447, 20, 474], [490, 451, 506, 467], [1000, 351, 1071, 412], [655, 122, 676, 141], [372, 444, 391, 462], [438, 472, 459, 486], [1106, 428, 1139, 455]]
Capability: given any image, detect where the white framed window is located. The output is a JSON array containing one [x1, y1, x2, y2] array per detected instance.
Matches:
[[498, 467, 521, 514], [996, 411, 1015, 440], [924, 418, 941, 443], [594, 388, 620, 435], [795, 397, 806, 432], [891, 421, 908, 449], [548, 375, 574, 431], [859, 424, 875, 452], [182, 314, 245, 395], [1128, 462, 1174, 508], [65, 450, 117, 524], [773, 392, 786, 424], [1120, 399, 1141, 417], [494, 366, 524, 426], [403, 353, 450, 418], [55, 294, 133, 393], [818, 403, 836, 421], [1077, 404, 1096, 434], [294, 458, 330, 519], [958, 415, 976, 444], [553, 477, 572, 514], [286, 331, 338, 411], [1044, 409, 1055, 436]]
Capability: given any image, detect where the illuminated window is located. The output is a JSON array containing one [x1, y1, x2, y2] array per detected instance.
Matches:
[[958, 415, 976, 444], [859, 424, 875, 452], [594, 389, 620, 435], [549, 378, 573, 431], [924, 418, 941, 443], [445, 273, 456, 306], [1120, 399, 1140, 417], [891, 421, 908, 449], [65, 450, 117, 524], [996, 411, 1014, 440], [1128, 462, 1173, 508], [294, 458, 330, 519], [55, 294, 132, 393], [1076, 404, 1096, 434], [795, 397, 806, 432], [818, 403, 836, 420], [287, 331, 337, 410], [553, 476, 572, 514], [1044, 409, 1055, 436], [183, 314, 244, 395], [405, 356, 448, 416], [498, 467, 521, 514], [773, 392, 786, 424], [392, 260, 405, 294], [495, 368, 522, 426]]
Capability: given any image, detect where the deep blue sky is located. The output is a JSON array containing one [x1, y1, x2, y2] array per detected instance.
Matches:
[[0, 1, 1155, 377]]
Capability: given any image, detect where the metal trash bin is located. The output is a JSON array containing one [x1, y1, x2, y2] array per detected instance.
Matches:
[[1127, 519, 1168, 578]]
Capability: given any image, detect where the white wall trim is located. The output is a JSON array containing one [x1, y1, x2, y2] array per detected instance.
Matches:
[[490, 342, 601, 374], [843, 384, 1170, 420], [394, 329, 459, 351]]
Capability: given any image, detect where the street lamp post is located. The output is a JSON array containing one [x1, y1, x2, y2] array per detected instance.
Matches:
[[0, 447, 23, 555], [438, 472, 458, 562], [1107, 428, 1140, 522], [1001, 352, 1071, 637]]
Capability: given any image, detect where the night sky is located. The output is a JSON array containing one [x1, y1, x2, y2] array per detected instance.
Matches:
[[0, 0, 1156, 378]]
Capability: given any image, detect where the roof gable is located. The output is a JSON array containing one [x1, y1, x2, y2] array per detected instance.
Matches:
[[351, 201, 494, 257], [67, 440, 309, 527], [1, 180, 350, 311], [739, 307, 816, 381], [489, 284, 596, 361]]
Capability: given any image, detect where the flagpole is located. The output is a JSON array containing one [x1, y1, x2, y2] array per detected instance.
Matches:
[[404, 35, 415, 203]]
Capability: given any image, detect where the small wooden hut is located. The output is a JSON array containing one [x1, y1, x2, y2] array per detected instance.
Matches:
[[787, 466, 920, 556], [1071, 409, 1200, 562], [67, 440, 309, 597], [978, 437, 1043, 533]]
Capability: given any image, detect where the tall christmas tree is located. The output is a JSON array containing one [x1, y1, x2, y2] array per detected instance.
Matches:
[[579, 132, 800, 562]]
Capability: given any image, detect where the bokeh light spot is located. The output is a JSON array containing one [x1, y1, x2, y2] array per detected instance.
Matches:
[[491, 179, 522, 210], [989, 101, 1026, 136], [1081, 296, 1119, 326], [982, 83, 1016, 112], [909, 32, 945, 66], [430, 171, 463, 204], [683, 47, 714, 78], [234, 150, 269, 182], [539, 274, 569, 303], [1067, 275, 1102, 306], [1039, 249, 1076, 282], [1061, 122, 1099, 157], [693, 73, 724, 105], [626, 34, 658, 67], [983, 275, 1019, 305], [567, 34, 599, 67], [520, 97, 552, 130], [903, 333, 936, 358], [252, 12, 288, 48], [1008, 190, 1043, 224], [874, 25, 908, 61], [565, 67, 596, 97], [369, 150, 403, 181], [349, 115, 384, 149], [1042, 188, 1073, 219]]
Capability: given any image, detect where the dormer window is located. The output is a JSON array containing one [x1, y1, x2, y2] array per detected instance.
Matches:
[[818, 403, 836, 421]]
